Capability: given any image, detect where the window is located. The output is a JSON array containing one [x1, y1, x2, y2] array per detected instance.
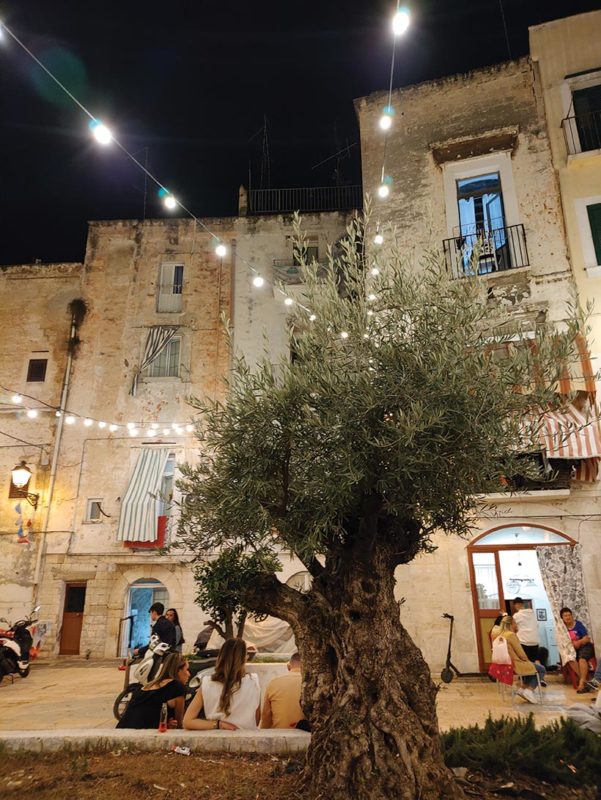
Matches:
[[587, 203, 601, 266], [157, 454, 176, 518], [143, 337, 180, 378], [573, 84, 601, 153], [157, 263, 184, 313], [86, 498, 103, 522], [27, 358, 47, 382], [293, 242, 319, 266], [575, 196, 601, 273]]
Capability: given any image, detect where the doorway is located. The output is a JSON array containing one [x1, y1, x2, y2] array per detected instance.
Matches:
[[59, 582, 87, 655], [121, 579, 169, 656], [468, 525, 575, 672]]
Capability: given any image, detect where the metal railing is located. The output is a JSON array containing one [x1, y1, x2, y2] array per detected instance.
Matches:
[[562, 110, 601, 155], [272, 258, 328, 285], [442, 224, 529, 280], [248, 185, 362, 215]]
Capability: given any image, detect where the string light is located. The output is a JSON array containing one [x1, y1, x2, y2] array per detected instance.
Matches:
[[368, 293, 377, 301], [374, 231, 384, 246], [84, 418, 93, 427], [26, 409, 38, 418], [98, 421, 107, 429], [309, 314, 317, 322], [129, 427, 139, 437], [163, 194, 178, 211], [65, 415, 76, 424], [340, 331, 349, 340], [89, 119, 113, 146], [284, 297, 294, 307], [215, 243, 227, 258], [109, 424, 118, 432], [392, 7, 411, 36], [371, 266, 380, 276], [378, 184, 390, 199], [185, 424, 194, 433], [252, 275, 265, 288], [11, 394, 22, 404]]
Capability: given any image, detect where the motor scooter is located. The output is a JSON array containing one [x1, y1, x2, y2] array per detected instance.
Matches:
[[0, 606, 41, 683], [112, 633, 172, 720]]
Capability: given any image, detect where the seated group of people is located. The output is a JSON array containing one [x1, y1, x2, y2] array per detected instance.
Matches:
[[490, 599, 598, 703], [117, 637, 307, 732]]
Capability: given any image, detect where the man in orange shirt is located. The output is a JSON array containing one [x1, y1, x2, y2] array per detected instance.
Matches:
[[260, 652, 305, 728]]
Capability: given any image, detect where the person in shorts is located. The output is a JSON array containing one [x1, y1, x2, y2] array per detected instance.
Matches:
[[560, 606, 594, 693]]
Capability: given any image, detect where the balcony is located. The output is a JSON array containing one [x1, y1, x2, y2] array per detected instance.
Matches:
[[123, 515, 168, 550], [562, 110, 601, 155], [442, 224, 529, 280], [247, 185, 362, 215]]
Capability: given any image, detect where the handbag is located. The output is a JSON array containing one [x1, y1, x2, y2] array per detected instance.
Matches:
[[491, 635, 512, 666]]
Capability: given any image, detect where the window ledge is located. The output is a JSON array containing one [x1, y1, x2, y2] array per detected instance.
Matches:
[[480, 489, 571, 504], [567, 149, 601, 166], [140, 376, 182, 383], [585, 265, 601, 278], [478, 265, 531, 281]]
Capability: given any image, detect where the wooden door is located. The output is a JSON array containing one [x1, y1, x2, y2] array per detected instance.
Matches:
[[59, 582, 87, 655], [468, 550, 504, 672]]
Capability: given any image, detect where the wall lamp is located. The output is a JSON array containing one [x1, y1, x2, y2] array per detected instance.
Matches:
[[10, 460, 39, 508]]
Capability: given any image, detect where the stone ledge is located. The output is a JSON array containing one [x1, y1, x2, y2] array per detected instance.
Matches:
[[0, 728, 310, 754]]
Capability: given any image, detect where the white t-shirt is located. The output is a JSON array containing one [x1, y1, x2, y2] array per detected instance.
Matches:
[[513, 608, 539, 646], [201, 672, 260, 730]]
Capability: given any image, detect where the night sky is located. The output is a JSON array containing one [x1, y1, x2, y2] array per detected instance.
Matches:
[[0, 0, 599, 265]]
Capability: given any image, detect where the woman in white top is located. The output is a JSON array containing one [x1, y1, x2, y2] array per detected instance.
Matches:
[[183, 638, 260, 731]]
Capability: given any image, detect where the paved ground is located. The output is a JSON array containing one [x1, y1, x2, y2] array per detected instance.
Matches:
[[0, 659, 590, 733]]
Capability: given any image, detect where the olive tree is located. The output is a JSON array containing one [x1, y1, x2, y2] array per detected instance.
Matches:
[[178, 213, 582, 800]]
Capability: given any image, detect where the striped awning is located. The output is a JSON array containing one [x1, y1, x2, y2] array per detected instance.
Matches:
[[117, 447, 171, 542], [539, 403, 601, 482]]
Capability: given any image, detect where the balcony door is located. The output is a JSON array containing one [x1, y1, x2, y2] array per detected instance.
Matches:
[[456, 173, 509, 273]]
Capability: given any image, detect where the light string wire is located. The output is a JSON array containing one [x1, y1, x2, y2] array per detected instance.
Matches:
[[0, 20, 313, 314]]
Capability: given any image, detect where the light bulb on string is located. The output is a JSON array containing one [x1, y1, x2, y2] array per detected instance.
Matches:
[[309, 314, 317, 322], [340, 331, 349, 340], [11, 394, 22, 403], [185, 424, 194, 433], [215, 242, 227, 258], [84, 418, 93, 427], [374, 232, 384, 246], [174, 426, 183, 435], [371, 266, 380, 276], [379, 105, 395, 131], [65, 415, 76, 425], [26, 409, 38, 418], [55, 411, 62, 418], [89, 119, 113, 145], [127, 422, 135, 430], [392, 7, 411, 36], [284, 297, 294, 307], [368, 293, 377, 301], [252, 275, 265, 288], [151, 423, 159, 430], [146, 429, 156, 437], [98, 421, 107, 429], [162, 428, 170, 436], [109, 424, 118, 432], [378, 184, 390, 199], [129, 427, 139, 437]]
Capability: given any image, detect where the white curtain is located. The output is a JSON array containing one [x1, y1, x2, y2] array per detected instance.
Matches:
[[536, 544, 591, 666], [117, 447, 171, 542], [130, 326, 178, 396]]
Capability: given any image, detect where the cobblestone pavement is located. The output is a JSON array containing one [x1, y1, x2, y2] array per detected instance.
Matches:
[[0, 660, 588, 732]]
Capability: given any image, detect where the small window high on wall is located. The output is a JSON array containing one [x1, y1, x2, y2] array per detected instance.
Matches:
[[157, 264, 184, 313]]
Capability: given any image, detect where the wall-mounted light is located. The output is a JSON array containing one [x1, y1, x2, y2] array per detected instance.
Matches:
[[10, 460, 39, 508]]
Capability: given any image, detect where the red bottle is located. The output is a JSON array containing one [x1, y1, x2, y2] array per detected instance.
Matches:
[[158, 702, 168, 733]]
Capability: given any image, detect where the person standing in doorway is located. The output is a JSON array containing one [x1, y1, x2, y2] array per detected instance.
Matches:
[[134, 602, 176, 656], [512, 598, 540, 663]]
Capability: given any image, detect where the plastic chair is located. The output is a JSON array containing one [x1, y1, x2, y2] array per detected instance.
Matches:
[[561, 649, 597, 689]]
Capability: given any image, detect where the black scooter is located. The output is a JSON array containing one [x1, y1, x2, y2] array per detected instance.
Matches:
[[440, 612, 462, 683]]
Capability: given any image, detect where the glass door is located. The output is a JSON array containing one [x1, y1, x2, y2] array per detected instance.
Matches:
[[469, 550, 504, 668]]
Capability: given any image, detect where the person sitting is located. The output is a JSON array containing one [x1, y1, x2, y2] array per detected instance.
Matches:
[[166, 608, 185, 653], [260, 651, 305, 729], [560, 606, 595, 693], [117, 653, 189, 729], [497, 615, 546, 704], [490, 612, 506, 643], [183, 638, 260, 731]]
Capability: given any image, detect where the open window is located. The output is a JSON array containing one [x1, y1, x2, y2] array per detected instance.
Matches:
[[561, 69, 601, 155], [157, 263, 184, 313]]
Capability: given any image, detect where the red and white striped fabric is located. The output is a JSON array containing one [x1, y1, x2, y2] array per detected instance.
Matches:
[[538, 404, 601, 482]]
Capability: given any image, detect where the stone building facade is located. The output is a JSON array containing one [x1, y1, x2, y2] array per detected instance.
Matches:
[[355, 52, 601, 673], [0, 212, 350, 658]]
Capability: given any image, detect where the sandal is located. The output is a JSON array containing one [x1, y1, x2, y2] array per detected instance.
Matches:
[[576, 686, 590, 694]]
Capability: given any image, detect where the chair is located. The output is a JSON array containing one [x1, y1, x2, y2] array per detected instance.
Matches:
[[489, 662, 544, 705]]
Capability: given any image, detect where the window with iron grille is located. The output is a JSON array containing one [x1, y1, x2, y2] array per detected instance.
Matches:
[[143, 337, 181, 378]]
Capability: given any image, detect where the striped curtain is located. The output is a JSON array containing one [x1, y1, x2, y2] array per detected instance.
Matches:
[[117, 448, 171, 542], [130, 326, 178, 396]]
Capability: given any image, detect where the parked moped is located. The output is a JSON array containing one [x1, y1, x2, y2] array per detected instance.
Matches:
[[0, 606, 42, 683]]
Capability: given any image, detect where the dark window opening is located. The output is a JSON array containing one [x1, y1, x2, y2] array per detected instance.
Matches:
[[27, 358, 47, 382], [586, 203, 601, 266], [573, 84, 601, 153]]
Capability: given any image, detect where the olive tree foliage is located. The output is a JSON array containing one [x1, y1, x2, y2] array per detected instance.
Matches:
[[193, 547, 280, 640], [176, 209, 585, 800]]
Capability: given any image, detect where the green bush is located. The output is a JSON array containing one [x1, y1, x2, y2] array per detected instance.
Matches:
[[441, 715, 601, 793]]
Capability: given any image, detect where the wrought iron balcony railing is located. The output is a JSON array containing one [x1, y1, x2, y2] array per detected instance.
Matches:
[[562, 110, 601, 155], [248, 185, 362, 215], [442, 224, 529, 280]]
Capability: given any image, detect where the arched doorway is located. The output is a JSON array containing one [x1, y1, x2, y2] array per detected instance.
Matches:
[[121, 578, 169, 655], [468, 525, 575, 672]]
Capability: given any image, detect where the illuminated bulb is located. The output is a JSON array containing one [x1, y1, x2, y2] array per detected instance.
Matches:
[[98, 421, 107, 429], [127, 422, 135, 430], [185, 424, 194, 432], [90, 120, 113, 145], [65, 415, 76, 425], [374, 233, 384, 246], [309, 314, 317, 322], [215, 243, 227, 258], [146, 429, 156, 437], [367, 310, 374, 317], [174, 426, 183, 435], [163, 428, 170, 436], [371, 266, 380, 276], [12, 394, 22, 404], [26, 409, 38, 418], [84, 418, 93, 427], [164, 194, 177, 210], [109, 424, 118, 432], [151, 423, 159, 430], [378, 184, 390, 199], [392, 7, 411, 36], [252, 275, 265, 288], [340, 331, 349, 340], [363, 333, 370, 339], [379, 114, 392, 131], [368, 293, 376, 301], [284, 297, 294, 306], [129, 427, 139, 437], [55, 410, 62, 417]]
